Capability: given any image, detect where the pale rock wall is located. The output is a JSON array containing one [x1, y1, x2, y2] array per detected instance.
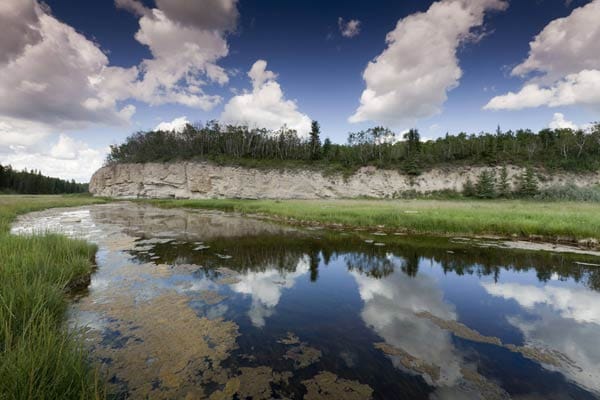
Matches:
[[89, 162, 600, 199]]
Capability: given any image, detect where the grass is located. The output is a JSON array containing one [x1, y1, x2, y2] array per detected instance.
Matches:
[[145, 198, 600, 242], [0, 195, 107, 400]]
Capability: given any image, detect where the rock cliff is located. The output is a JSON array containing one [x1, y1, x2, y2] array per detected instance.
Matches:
[[89, 162, 600, 199]]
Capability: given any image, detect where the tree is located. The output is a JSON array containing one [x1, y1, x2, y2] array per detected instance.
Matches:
[[519, 166, 539, 197], [463, 176, 476, 197], [403, 128, 421, 156], [322, 138, 332, 159], [309, 120, 322, 160], [475, 170, 496, 198], [497, 165, 510, 197]]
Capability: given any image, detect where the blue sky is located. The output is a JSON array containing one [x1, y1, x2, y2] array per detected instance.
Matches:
[[1, 0, 599, 181]]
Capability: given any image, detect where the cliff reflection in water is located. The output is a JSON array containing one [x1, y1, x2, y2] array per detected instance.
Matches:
[[11, 202, 600, 399]]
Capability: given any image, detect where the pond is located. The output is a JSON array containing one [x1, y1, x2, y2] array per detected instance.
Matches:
[[12, 202, 600, 399]]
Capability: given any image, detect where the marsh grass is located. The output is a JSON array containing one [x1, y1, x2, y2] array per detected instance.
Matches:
[[147, 198, 600, 241], [0, 195, 106, 400]]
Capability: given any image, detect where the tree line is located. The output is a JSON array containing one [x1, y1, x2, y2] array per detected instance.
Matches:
[[0, 164, 88, 194], [106, 120, 600, 173]]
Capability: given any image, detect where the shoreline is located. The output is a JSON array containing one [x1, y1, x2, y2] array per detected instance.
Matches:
[[141, 198, 600, 256]]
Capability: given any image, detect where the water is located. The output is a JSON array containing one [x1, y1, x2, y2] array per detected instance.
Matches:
[[12, 202, 600, 399]]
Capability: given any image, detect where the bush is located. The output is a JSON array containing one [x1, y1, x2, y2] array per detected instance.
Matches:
[[535, 184, 600, 202]]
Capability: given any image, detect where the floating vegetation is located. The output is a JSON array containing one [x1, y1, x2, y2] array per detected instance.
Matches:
[[375, 343, 509, 399], [302, 371, 373, 400], [215, 267, 242, 285], [209, 366, 292, 400], [171, 263, 202, 273], [81, 292, 240, 399], [278, 332, 301, 345], [415, 312, 569, 368], [278, 332, 322, 369], [374, 342, 440, 383], [284, 343, 322, 369], [460, 368, 510, 400], [415, 312, 502, 346], [199, 290, 227, 305]]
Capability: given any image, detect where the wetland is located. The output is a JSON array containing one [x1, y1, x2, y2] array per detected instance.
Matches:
[[11, 202, 600, 399]]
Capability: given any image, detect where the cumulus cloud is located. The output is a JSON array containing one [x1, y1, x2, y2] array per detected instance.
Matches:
[[350, 0, 507, 127], [548, 112, 577, 130], [350, 265, 466, 386], [154, 116, 190, 132], [482, 281, 600, 393], [0, 0, 239, 181], [338, 17, 361, 38], [485, 0, 600, 110], [0, 0, 42, 64], [156, 0, 238, 31], [220, 60, 312, 137], [228, 255, 309, 328], [129, 7, 230, 109], [0, 0, 238, 141], [0, 2, 137, 131], [0, 134, 106, 182]]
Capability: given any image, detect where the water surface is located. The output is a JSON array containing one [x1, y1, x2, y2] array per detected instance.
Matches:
[[12, 203, 600, 399]]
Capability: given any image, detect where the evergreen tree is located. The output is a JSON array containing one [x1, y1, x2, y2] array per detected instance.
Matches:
[[322, 138, 332, 159], [403, 128, 421, 156], [463, 177, 476, 197], [475, 170, 496, 198], [519, 166, 539, 197], [497, 165, 511, 197], [309, 120, 321, 160]]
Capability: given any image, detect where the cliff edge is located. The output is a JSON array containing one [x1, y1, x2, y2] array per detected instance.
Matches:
[[89, 162, 600, 199]]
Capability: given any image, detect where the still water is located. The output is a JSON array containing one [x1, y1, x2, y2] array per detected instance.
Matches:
[[12, 203, 600, 399]]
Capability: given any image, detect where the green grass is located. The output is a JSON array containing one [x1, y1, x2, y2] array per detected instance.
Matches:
[[146, 198, 600, 241], [0, 195, 107, 400]]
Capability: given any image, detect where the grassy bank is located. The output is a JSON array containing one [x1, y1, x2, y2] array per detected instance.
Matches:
[[146, 198, 600, 243], [0, 195, 107, 399]]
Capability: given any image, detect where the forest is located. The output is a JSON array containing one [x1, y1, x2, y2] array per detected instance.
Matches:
[[106, 120, 600, 174], [0, 164, 88, 194]]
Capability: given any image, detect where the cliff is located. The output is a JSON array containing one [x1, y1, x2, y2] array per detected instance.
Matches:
[[89, 162, 600, 199]]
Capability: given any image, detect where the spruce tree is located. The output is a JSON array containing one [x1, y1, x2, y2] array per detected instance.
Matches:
[[309, 120, 321, 160], [463, 176, 476, 197], [497, 165, 510, 197], [519, 166, 539, 197], [322, 138, 332, 159], [475, 170, 496, 198]]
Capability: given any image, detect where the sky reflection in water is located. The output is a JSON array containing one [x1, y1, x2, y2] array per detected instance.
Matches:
[[12, 203, 600, 400]]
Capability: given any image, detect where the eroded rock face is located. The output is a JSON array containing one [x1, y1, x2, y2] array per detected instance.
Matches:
[[89, 162, 600, 199]]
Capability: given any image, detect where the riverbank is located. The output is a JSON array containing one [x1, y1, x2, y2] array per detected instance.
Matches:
[[0, 195, 107, 399], [145, 198, 600, 247]]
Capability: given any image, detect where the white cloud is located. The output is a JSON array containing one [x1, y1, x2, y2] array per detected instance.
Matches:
[[220, 60, 312, 137], [1, 134, 106, 182], [338, 17, 361, 38], [548, 112, 577, 130], [228, 255, 309, 328], [350, 266, 465, 387], [350, 0, 507, 127], [485, 0, 600, 110], [154, 116, 190, 132], [485, 70, 600, 110], [155, 0, 238, 31], [130, 8, 230, 109], [482, 282, 600, 325], [0, 2, 137, 131], [0, 0, 240, 181], [0, 0, 43, 64], [482, 281, 600, 393]]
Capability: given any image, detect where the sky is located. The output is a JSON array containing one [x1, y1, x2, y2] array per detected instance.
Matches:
[[1, 0, 599, 182]]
